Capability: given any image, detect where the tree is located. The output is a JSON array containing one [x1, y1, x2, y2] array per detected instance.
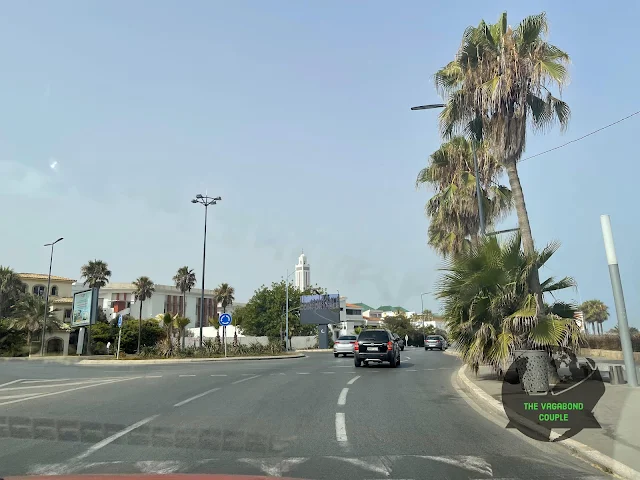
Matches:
[[10, 294, 64, 353], [235, 281, 319, 339], [580, 300, 609, 335], [132, 276, 155, 354], [0, 266, 27, 319], [608, 325, 639, 336], [173, 266, 196, 319], [175, 315, 190, 349], [215, 282, 236, 345], [435, 12, 570, 309], [80, 260, 112, 288], [416, 137, 513, 256], [438, 233, 583, 375]]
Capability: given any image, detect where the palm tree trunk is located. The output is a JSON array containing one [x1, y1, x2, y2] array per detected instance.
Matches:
[[504, 159, 544, 313], [137, 301, 143, 354]]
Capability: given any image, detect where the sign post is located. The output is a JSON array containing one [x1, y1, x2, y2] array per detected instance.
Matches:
[[116, 314, 123, 359], [219, 313, 232, 358]]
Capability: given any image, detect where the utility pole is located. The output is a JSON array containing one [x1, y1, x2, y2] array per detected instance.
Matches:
[[41, 237, 63, 356], [600, 215, 638, 387], [191, 194, 222, 347]]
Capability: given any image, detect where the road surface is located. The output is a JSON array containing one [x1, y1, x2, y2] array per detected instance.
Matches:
[[0, 348, 612, 479]]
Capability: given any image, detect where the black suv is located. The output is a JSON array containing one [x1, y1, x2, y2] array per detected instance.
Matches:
[[354, 329, 401, 368]]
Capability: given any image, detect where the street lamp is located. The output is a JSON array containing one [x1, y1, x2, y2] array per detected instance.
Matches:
[[192, 194, 222, 347], [41, 237, 64, 356], [284, 269, 296, 351], [420, 292, 430, 344]]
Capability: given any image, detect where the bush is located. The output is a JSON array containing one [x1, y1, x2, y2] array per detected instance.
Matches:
[[135, 339, 284, 359], [585, 334, 640, 352]]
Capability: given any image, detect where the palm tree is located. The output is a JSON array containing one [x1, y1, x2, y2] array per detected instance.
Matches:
[[173, 266, 196, 319], [215, 283, 236, 345], [435, 12, 570, 307], [132, 276, 155, 353], [80, 260, 112, 288], [175, 315, 191, 349], [438, 233, 583, 375], [10, 294, 62, 354], [416, 137, 513, 256], [0, 266, 27, 319], [580, 300, 609, 335]]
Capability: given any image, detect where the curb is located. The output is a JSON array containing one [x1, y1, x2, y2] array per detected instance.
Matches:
[[443, 349, 461, 357], [456, 364, 640, 480], [78, 354, 306, 365]]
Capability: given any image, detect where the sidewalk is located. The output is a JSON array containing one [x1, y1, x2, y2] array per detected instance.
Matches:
[[460, 360, 640, 479]]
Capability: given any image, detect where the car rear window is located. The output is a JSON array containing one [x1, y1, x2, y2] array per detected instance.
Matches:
[[358, 331, 389, 342], [338, 335, 356, 341], [427, 335, 441, 340]]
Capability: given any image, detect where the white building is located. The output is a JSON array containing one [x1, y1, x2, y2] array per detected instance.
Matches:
[[71, 282, 244, 329], [294, 251, 310, 292]]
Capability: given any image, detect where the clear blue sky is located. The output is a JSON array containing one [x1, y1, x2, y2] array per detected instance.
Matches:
[[1, 1, 638, 329]]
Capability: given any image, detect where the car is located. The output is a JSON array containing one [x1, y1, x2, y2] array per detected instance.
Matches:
[[354, 329, 401, 368], [425, 335, 447, 351], [333, 335, 357, 356], [392, 333, 405, 351]]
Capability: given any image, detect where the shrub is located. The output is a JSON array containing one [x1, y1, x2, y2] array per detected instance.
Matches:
[[584, 334, 640, 352]]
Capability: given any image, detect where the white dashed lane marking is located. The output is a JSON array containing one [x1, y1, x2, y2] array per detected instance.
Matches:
[[337, 388, 349, 406], [231, 375, 261, 385], [173, 388, 220, 407], [179, 374, 196, 377], [335, 413, 347, 442], [347, 376, 360, 385]]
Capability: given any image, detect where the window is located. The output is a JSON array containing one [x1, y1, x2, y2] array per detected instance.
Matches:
[[338, 335, 357, 341], [64, 309, 72, 320], [51, 286, 58, 296], [32, 285, 46, 297], [357, 330, 389, 342]]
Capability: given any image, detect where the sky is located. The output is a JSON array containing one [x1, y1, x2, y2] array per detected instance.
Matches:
[[1, 1, 639, 330]]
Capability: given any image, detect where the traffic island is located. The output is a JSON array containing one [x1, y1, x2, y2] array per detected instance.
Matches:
[[456, 363, 640, 479]]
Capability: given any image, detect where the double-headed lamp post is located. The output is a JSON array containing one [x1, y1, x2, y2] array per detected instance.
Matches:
[[41, 237, 64, 356], [191, 194, 222, 347], [420, 292, 430, 344]]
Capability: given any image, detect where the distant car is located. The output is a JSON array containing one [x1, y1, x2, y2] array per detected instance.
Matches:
[[392, 333, 405, 351], [333, 335, 357, 357], [425, 335, 447, 351], [354, 329, 401, 368]]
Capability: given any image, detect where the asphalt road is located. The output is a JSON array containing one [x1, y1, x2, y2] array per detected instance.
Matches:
[[0, 348, 613, 479]]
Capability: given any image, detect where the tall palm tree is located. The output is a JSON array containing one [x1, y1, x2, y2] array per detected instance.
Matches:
[[580, 299, 609, 335], [215, 283, 236, 345], [435, 12, 571, 308], [132, 276, 155, 353], [175, 315, 190, 349], [438, 233, 583, 375], [0, 266, 27, 319], [173, 266, 196, 319], [10, 294, 62, 354], [416, 137, 513, 256], [80, 260, 112, 288]]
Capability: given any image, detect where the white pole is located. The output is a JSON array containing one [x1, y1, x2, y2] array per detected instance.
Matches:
[[223, 325, 227, 357], [600, 215, 638, 387]]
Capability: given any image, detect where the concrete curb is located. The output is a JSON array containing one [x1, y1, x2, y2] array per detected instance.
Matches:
[[443, 349, 461, 357], [77, 353, 306, 365], [456, 364, 640, 480]]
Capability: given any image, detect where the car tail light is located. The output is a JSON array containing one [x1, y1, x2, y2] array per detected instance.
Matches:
[[334, 340, 340, 344], [349, 341, 355, 344], [387, 341, 393, 350], [354, 342, 359, 351]]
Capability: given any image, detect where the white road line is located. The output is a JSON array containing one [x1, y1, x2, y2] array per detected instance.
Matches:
[[21, 378, 71, 384], [0, 377, 139, 407], [405, 357, 411, 360], [337, 388, 349, 405], [347, 376, 360, 385], [335, 412, 347, 442], [407, 369, 417, 372], [297, 372, 310, 375], [336, 365, 352, 368], [0, 379, 120, 391], [0, 379, 23, 388], [74, 414, 160, 461], [269, 373, 286, 376], [232, 374, 261, 384], [211, 374, 228, 377], [145, 375, 162, 378], [173, 387, 220, 407], [424, 368, 435, 371], [322, 372, 336, 374], [0, 392, 45, 401], [179, 374, 196, 377]]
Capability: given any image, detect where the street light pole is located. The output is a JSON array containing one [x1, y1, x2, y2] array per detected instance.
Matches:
[[420, 292, 430, 344], [191, 194, 222, 347], [41, 237, 64, 356], [284, 269, 296, 352]]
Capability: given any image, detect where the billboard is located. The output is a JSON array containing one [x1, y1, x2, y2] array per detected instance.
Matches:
[[71, 289, 94, 327], [300, 293, 340, 325]]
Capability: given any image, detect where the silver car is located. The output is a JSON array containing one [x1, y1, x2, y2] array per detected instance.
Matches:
[[425, 335, 447, 351], [334, 335, 357, 357]]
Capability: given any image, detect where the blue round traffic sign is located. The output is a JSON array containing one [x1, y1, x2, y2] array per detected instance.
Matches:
[[219, 313, 232, 326]]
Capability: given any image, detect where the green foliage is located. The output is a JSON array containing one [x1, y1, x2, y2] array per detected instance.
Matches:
[[580, 299, 609, 335], [0, 319, 27, 356], [235, 281, 322, 338], [438, 233, 584, 374], [214, 283, 235, 313], [80, 260, 112, 288], [119, 319, 164, 354], [0, 266, 27, 319], [138, 338, 284, 359]]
